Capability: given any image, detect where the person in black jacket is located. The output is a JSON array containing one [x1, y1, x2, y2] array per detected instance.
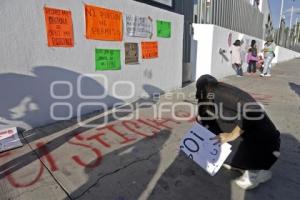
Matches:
[[195, 74, 281, 190]]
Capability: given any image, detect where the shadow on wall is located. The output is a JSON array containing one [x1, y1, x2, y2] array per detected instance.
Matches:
[[0, 66, 166, 130], [289, 82, 300, 97], [0, 66, 124, 130], [0, 79, 166, 181]]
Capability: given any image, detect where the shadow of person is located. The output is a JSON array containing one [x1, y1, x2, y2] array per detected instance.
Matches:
[[0, 66, 123, 129], [0, 82, 167, 181], [147, 134, 300, 200], [63, 129, 172, 200], [148, 151, 241, 200], [243, 133, 300, 200], [289, 82, 300, 97]]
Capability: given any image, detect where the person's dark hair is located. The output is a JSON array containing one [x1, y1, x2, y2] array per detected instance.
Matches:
[[196, 75, 218, 117], [196, 74, 218, 101], [233, 40, 241, 46], [251, 40, 256, 48]]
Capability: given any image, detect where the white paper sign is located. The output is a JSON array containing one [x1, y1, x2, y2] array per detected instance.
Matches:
[[125, 14, 153, 38], [180, 123, 232, 176], [0, 127, 23, 152]]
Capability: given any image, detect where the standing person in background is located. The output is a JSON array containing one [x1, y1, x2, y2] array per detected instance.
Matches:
[[230, 40, 243, 77], [247, 40, 258, 75], [261, 37, 276, 77]]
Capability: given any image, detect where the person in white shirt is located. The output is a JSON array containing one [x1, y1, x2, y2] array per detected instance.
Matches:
[[261, 37, 276, 77], [230, 40, 243, 77]]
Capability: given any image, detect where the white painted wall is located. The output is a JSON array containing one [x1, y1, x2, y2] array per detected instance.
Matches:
[[192, 24, 300, 80], [273, 46, 300, 63], [0, 0, 184, 130], [191, 24, 214, 80]]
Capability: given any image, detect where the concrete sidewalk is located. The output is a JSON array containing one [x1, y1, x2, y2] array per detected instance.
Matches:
[[1, 59, 300, 200]]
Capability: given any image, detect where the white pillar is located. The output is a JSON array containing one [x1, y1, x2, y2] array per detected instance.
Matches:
[[290, 6, 294, 30], [279, 0, 285, 28]]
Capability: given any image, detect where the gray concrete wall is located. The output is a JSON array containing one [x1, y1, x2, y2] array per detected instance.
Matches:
[[0, 0, 184, 130]]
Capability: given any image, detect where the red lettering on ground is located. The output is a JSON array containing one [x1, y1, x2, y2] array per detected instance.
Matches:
[[5, 161, 44, 188], [0, 152, 11, 158], [97, 124, 136, 144], [137, 119, 161, 131], [146, 118, 180, 129], [68, 134, 102, 168], [86, 133, 111, 148], [36, 142, 59, 172], [122, 120, 156, 137]]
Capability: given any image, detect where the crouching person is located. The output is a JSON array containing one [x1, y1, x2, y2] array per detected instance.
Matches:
[[195, 74, 281, 190]]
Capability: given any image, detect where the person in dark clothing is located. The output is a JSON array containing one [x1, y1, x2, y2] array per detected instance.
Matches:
[[195, 74, 281, 190], [247, 40, 258, 74]]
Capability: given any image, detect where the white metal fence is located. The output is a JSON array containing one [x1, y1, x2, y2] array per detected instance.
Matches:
[[194, 0, 264, 39], [274, 22, 300, 52]]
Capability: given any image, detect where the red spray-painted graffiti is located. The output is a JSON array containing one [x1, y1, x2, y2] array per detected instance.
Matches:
[[250, 92, 273, 105], [3, 141, 58, 188], [0, 112, 195, 189]]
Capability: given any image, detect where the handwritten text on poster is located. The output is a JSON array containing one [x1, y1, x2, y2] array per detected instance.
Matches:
[[44, 7, 74, 47], [85, 5, 122, 41], [141, 42, 158, 59], [125, 14, 153, 38], [95, 49, 121, 70]]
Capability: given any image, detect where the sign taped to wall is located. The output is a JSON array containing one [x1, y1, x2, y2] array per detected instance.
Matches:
[[125, 43, 139, 64], [156, 20, 171, 38], [141, 41, 158, 59], [180, 123, 232, 176], [44, 7, 74, 47], [0, 127, 23, 152], [95, 49, 121, 70], [125, 14, 153, 38], [85, 4, 123, 41]]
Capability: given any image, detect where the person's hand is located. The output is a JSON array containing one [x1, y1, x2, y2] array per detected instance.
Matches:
[[210, 132, 236, 145], [210, 126, 243, 145], [195, 115, 202, 124]]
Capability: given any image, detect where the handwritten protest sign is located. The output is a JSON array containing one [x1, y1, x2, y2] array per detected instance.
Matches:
[[85, 5, 122, 41], [156, 20, 171, 38], [44, 7, 74, 47], [125, 43, 139, 64], [180, 123, 232, 176], [141, 41, 158, 59], [95, 49, 121, 70], [0, 127, 23, 152], [125, 14, 153, 38]]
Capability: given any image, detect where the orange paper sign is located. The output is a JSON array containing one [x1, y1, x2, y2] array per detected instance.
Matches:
[[141, 41, 158, 59], [44, 7, 74, 47], [85, 5, 123, 41]]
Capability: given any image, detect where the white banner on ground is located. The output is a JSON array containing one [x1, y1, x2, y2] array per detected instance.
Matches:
[[180, 123, 232, 176], [125, 14, 153, 38], [0, 127, 23, 152]]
